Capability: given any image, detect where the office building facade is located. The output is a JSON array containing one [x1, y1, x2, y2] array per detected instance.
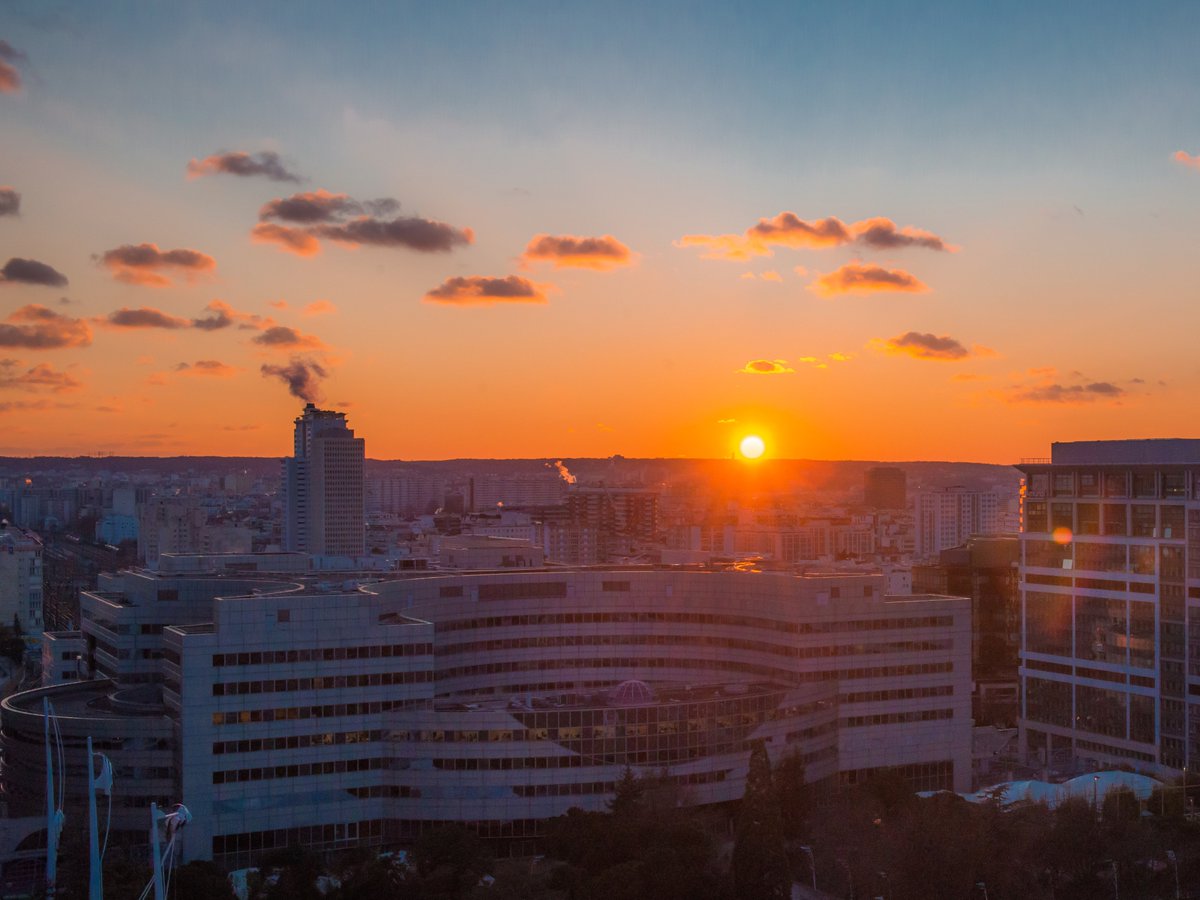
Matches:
[[283, 404, 365, 558]]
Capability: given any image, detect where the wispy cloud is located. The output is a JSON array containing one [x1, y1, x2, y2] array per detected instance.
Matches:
[[1005, 381, 1125, 404], [251, 222, 321, 257], [100, 307, 191, 329], [174, 359, 238, 377], [302, 300, 337, 316], [738, 359, 795, 375], [0, 360, 82, 392], [424, 275, 548, 306], [1, 258, 69, 288], [520, 234, 635, 270], [0, 306, 92, 349], [96, 243, 216, 287], [809, 263, 928, 297], [186, 150, 303, 183], [676, 212, 954, 261]]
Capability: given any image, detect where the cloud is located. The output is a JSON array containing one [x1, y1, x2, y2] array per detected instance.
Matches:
[[424, 275, 548, 306], [1, 258, 69, 287], [1006, 381, 1125, 404], [250, 222, 321, 257], [302, 300, 337, 316], [759, 270, 783, 282], [269, 300, 289, 310], [186, 150, 302, 183], [0, 187, 19, 217], [676, 212, 953, 260], [874, 331, 970, 361], [251, 325, 325, 350], [850, 217, 956, 252], [828, 352, 853, 362], [259, 190, 362, 224], [313, 215, 474, 252], [101, 307, 191, 329], [952, 373, 989, 382], [0, 361, 83, 392], [717, 418, 737, 424], [1173, 150, 1200, 171], [0, 40, 27, 94], [261, 356, 327, 402], [255, 190, 473, 255], [191, 299, 268, 331], [96, 243, 216, 287], [738, 359, 795, 375], [0, 306, 92, 349], [520, 234, 635, 270], [174, 359, 238, 377], [809, 263, 928, 297]]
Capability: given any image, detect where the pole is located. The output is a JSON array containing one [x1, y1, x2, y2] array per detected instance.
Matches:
[[800, 846, 816, 891], [43, 698, 57, 898], [150, 803, 165, 900], [86, 737, 102, 900]]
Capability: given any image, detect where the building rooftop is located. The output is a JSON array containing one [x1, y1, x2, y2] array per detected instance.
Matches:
[[1050, 439, 1200, 466]]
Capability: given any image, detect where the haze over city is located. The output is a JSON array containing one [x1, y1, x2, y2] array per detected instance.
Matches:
[[3, 2, 1199, 461]]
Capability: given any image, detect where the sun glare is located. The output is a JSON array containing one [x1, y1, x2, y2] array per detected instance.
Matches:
[[739, 435, 766, 459]]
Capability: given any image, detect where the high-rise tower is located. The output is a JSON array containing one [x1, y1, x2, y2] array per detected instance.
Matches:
[[282, 403, 365, 558]]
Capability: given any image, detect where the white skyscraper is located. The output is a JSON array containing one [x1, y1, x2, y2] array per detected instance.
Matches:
[[282, 403, 365, 558], [915, 487, 1000, 561]]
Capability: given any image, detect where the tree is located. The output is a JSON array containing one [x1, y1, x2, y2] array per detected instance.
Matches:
[[773, 750, 807, 838], [608, 766, 645, 818], [732, 740, 790, 900], [171, 861, 237, 900]]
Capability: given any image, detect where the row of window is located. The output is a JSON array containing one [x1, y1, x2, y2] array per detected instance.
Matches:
[[210, 699, 415, 726], [213, 819, 384, 856], [841, 708, 954, 728], [213, 730, 382, 755], [212, 644, 434, 667], [840, 685, 955, 704], [436, 610, 954, 637], [212, 671, 431, 696], [213, 756, 385, 784]]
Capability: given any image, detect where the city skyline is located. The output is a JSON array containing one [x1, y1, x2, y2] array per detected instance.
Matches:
[[3, 2, 1199, 462]]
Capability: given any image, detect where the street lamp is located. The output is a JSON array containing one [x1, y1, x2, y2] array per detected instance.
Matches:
[[799, 845, 816, 892]]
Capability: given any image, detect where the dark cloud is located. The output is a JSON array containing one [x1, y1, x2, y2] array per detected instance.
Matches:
[[259, 190, 363, 224], [0, 40, 27, 94], [878, 331, 969, 361], [1, 257, 69, 287], [424, 275, 547, 306], [0, 188, 19, 217], [103, 307, 190, 329], [96, 243, 216, 287], [521, 233, 635, 270], [0, 305, 92, 349], [851, 218, 953, 252], [809, 263, 928, 297], [261, 357, 327, 402], [192, 300, 268, 331], [1009, 382, 1126, 404], [750, 213, 851, 246], [251, 325, 324, 350], [313, 215, 474, 252], [186, 150, 302, 183], [255, 191, 472, 256], [0, 361, 82, 392]]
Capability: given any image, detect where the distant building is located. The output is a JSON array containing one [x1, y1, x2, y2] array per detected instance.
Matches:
[[139, 497, 252, 567], [1017, 439, 1200, 775], [435, 535, 544, 569], [0, 523, 42, 634], [913, 534, 1019, 725], [914, 487, 1000, 561], [283, 404, 365, 558], [865, 466, 907, 509]]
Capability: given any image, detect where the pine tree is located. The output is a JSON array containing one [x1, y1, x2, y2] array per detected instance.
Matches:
[[608, 766, 645, 818], [732, 740, 790, 900]]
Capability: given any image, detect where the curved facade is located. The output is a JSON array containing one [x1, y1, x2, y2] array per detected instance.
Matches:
[[4, 568, 971, 871]]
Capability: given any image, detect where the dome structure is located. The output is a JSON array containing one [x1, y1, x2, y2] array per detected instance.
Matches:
[[608, 679, 655, 706]]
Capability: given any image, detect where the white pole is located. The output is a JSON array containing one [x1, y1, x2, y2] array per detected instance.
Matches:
[[150, 803, 165, 900], [87, 737, 102, 900], [43, 698, 57, 898]]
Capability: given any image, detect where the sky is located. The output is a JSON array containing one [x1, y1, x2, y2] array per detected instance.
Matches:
[[2, 1, 1199, 462]]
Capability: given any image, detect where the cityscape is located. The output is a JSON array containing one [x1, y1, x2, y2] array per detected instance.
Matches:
[[3, 3, 1200, 899]]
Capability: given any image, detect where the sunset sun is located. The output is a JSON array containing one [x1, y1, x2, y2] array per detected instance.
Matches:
[[739, 435, 766, 459]]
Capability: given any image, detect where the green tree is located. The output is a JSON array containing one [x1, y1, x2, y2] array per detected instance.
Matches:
[[171, 860, 238, 900], [732, 740, 790, 900], [608, 766, 645, 818]]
